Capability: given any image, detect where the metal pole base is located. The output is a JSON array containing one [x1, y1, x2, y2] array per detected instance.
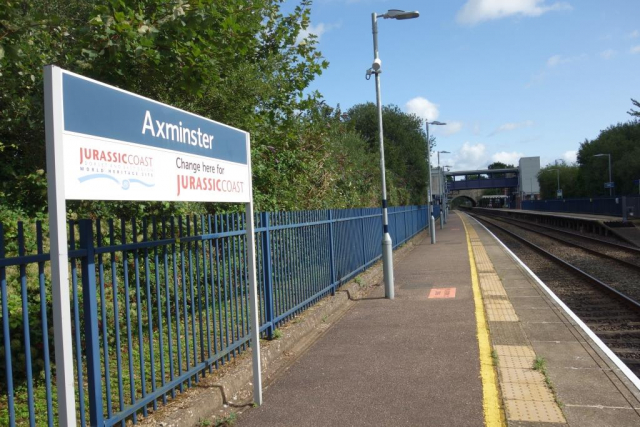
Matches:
[[382, 232, 394, 299], [440, 211, 444, 229], [430, 215, 436, 244]]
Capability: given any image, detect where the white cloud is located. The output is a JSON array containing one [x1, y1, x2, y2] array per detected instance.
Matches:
[[405, 97, 440, 121], [631, 45, 640, 54], [600, 49, 616, 60], [442, 121, 464, 136], [563, 150, 577, 164], [456, 0, 572, 25], [443, 142, 488, 171], [296, 22, 337, 44], [629, 30, 639, 39], [491, 151, 524, 166], [546, 53, 586, 67], [489, 120, 534, 136]]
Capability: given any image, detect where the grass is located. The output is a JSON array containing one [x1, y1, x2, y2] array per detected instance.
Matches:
[[532, 356, 564, 409], [491, 350, 499, 366], [272, 329, 283, 339], [215, 411, 237, 426]]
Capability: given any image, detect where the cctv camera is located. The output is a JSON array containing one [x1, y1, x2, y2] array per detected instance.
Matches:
[[371, 58, 382, 72]]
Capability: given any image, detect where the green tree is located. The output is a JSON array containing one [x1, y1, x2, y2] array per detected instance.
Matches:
[[346, 103, 429, 205], [538, 162, 581, 199], [1, 0, 329, 216], [576, 121, 640, 196], [628, 98, 640, 117]]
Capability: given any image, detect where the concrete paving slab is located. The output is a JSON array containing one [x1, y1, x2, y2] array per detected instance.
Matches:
[[516, 308, 564, 323], [530, 341, 601, 369], [563, 405, 640, 427], [521, 322, 577, 342], [549, 366, 635, 407]]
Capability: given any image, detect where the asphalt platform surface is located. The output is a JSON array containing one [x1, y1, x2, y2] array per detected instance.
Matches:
[[237, 214, 484, 427]]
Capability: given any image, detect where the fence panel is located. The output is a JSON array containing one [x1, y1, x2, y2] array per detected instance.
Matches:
[[0, 205, 427, 426]]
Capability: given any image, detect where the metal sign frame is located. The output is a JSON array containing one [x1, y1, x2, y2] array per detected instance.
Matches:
[[44, 65, 262, 426]]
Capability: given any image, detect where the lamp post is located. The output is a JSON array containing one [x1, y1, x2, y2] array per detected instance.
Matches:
[[426, 121, 446, 244], [368, 8, 419, 300], [593, 153, 613, 196]]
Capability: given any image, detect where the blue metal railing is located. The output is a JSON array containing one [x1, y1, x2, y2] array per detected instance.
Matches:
[[0, 205, 430, 426], [521, 196, 640, 217]]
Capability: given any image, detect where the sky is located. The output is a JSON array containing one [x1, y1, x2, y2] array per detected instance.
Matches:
[[286, 0, 640, 171]]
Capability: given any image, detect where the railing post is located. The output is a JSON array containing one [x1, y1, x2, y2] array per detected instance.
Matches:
[[360, 208, 367, 269], [260, 212, 275, 339], [328, 210, 337, 295], [79, 219, 104, 427]]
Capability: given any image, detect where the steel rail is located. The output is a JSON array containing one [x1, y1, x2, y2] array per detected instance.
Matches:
[[471, 212, 640, 273], [469, 213, 640, 313], [474, 209, 640, 252]]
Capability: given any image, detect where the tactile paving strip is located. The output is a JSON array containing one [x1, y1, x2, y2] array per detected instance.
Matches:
[[494, 345, 536, 359], [499, 367, 545, 384], [485, 299, 519, 322], [502, 382, 555, 402], [504, 400, 565, 423], [479, 272, 507, 296], [461, 213, 567, 425]]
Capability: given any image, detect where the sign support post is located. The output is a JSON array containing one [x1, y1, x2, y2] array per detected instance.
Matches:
[[44, 65, 264, 425], [44, 65, 78, 426]]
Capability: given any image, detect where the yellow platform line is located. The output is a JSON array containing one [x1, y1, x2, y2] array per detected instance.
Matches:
[[460, 213, 506, 427]]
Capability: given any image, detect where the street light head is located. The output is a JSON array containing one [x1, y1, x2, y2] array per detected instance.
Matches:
[[593, 153, 608, 157], [430, 121, 447, 126], [439, 150, 451, 154], [381, 9, 420, 20], [371, 58, 382, 72]]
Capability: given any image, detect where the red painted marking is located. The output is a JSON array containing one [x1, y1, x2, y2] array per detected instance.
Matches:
[[428, 287, 457, 299]]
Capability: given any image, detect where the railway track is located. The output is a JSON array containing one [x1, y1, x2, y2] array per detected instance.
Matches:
[[467, 211, 640, 376]]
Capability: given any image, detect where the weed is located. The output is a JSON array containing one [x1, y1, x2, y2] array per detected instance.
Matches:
[[532, 356, 564, 408], [215, 412, 237, 426], [322, 315, 328, 323], [491, 350, 499, 366], [272, 329, 283, 340], [354, 277, 365, 288], [198, 418, 212, 426]]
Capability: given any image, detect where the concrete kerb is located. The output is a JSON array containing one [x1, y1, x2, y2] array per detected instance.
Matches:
[[138, 229, 429, 426]]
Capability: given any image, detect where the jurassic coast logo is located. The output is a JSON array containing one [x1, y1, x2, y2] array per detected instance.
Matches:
[[78, 147, 155, 190]]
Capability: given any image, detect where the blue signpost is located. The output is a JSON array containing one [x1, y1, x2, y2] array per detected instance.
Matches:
[[45, 66, 262, 426]]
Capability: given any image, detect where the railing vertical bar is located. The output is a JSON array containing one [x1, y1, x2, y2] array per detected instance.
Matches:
[[142, 219, 157, 410], [69, 222, 87, 427], [170, 218, 183, 393], [207, 215, 219, 368], [0, 224, 16, 427], [186, 216, 198, 382], [179, 217, 192, 386], [79, 220, 104, 427], [109, 220, 125, 427], [153, 218, 167, 404], [225, 214, 237, 354], [260, 213, 274, 338], [214, 215, 225, 363], [35, 222, 54, 427], [131, 219, 148, 417], [328, 211, 336, 293], [121, 218, 137, 424], [161, 219, 175, 399], [231, 214, 241, 352], [96, 220, 113, 420], [221, 215, 230, 359], [17, 223, 35, 427], [190, 216, 203, 378], [201, 216, 212, 372], [237, 213, 248, 348]]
